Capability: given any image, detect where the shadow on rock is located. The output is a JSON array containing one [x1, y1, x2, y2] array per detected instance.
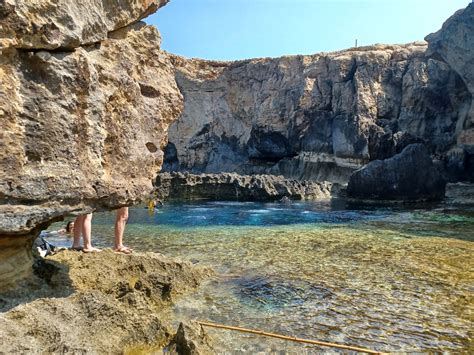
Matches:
[[0, 255, 74, 312]]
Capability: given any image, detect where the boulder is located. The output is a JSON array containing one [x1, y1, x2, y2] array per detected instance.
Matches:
[[346, 144, 446, 201]]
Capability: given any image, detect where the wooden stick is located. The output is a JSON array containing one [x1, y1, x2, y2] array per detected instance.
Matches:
[[198, 321, 383, 354]]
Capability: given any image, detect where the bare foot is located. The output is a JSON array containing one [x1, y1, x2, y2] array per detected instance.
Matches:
[[70, 246, 83, 251], [114, 246, 133, 254], [82, 247, 102, 253]]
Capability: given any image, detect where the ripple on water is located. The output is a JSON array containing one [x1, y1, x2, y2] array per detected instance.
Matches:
[[246, 209, 272, 213], [47, 202, 474, 352], [233, 276, 333, 310], [166, 225, 474, 353]]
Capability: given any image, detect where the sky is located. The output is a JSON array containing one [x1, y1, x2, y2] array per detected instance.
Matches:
[[146, 0, 470, 61]]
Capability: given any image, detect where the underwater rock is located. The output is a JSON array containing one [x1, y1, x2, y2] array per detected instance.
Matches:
[[155, 172, 338, 201], [0, 1, 183, 288], [347, 144, 446, 201]]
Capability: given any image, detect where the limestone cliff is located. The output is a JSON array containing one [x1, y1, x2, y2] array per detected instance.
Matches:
[[0, 1, 183, 288], [164, 4, 473, 185]]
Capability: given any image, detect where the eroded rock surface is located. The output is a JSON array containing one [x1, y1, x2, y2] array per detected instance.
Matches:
[[347, 144, 446, 201], [164, 4, 474, 186], [0, 250, 213, 353], [0, 1, 183, 288], [0, 0, 169, 50], [156, 172, 337, 201]]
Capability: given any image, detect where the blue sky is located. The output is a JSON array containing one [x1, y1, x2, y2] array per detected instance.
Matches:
[[146, 0, 469, 60]]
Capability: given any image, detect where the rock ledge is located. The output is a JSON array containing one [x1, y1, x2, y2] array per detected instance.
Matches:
[[156, 172, 339, 201]]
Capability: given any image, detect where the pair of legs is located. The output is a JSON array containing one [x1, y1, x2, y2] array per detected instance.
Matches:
[[72, 213, 100, 252], [72, 208, 131, 253]]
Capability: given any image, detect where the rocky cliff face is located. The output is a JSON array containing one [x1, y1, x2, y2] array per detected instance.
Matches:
[[0, 1, 183, 288], [164, 4, 473, 185], [426, 3, 474, 177], [0, 0, 169, 50]]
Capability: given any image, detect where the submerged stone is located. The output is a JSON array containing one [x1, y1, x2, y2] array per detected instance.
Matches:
[[235, 276, 333, 310]]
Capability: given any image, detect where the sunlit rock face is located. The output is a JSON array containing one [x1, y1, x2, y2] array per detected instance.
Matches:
[[0, 0, 169, 50], [0, 0, 183, 289], [165, 10, 473, 184]]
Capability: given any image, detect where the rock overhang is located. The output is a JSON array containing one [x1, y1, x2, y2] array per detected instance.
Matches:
[[0, 0, 170, 50], [0, 0, 182, 289]]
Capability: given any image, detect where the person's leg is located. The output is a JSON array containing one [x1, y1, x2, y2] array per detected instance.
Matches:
[[82, 213, 100, 252], [114, 207, 131, 252], [72, 215, 84, 249]]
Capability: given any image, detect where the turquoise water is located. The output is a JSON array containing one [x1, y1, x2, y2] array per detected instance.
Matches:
[[48, 201, 474, 352]]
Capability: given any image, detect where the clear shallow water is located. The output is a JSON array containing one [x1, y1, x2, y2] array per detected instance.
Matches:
[[48, 201, 474, 352]]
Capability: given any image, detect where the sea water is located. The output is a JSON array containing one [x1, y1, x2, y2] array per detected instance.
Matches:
[[48, 200, 474, 352]]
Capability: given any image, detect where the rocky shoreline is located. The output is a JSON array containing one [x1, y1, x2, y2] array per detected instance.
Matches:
[[1, 0, 472, 289], [0, 250, 214, 353], [155, 172, 341, 201]]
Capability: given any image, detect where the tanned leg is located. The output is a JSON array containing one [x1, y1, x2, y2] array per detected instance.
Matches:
[[82, 213, 100, 252], [114, 207, 130, 252], [72, 215, 84, 249]]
